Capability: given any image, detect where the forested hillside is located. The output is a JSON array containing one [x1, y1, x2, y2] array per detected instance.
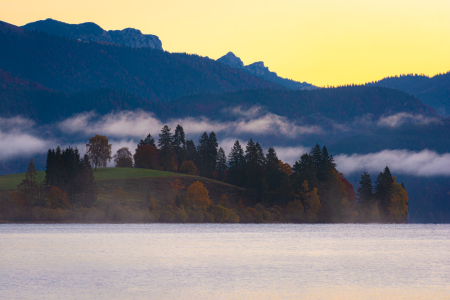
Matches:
[[369, 72, 450, 116], [154, 86, 435, 122], [0, 21, 280, 102]]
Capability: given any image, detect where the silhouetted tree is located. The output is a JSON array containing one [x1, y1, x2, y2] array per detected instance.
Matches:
[[138, 133, 156, 147], [86, 135, 112, 170]]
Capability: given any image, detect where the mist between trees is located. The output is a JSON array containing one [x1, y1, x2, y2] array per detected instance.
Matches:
[[0, 124, 408, 223]]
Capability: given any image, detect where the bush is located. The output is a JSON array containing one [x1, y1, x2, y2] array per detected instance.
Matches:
[[179, 160, 197, 175]]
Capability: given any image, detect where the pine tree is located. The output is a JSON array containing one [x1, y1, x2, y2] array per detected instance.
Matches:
[[227, 140, 245, 187], [244, 139, 266, 200], [374, 166, 394, 215], [196, 132, 209, 176], [138, 133, 156, 147], [265, 147, 282, 192], [173, 125, 187, 167], [158, 125, 173, 149], [186, 139, 199, 166], [292, 153, 319, 193], [25, 159, 37, 187], [158, 125, 176, 171], [357, 172, 373, 209], [216, 147, 227, 181]]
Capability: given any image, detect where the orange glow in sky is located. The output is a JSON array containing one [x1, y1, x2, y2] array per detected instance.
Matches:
[[2, 0, 450, 86]]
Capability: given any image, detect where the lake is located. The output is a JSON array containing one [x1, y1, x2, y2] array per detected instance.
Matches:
[[0, 224, 449, 299]]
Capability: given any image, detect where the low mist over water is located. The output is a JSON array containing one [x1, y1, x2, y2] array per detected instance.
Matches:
[[1, 224, 449, 299]]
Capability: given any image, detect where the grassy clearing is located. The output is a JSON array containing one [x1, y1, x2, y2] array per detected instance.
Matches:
[[0, 171, 46, 190], [0, 168, 181, 191]]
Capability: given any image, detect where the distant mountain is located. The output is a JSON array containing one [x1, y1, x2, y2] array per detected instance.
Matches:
[[217, 52, 316, 90], [0, 21, 281, 102], [22, 18, 163, 50], [368, 72, 450, 116]]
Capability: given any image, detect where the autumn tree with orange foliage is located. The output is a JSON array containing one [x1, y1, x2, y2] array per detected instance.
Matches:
[[46, 187, 72, 210], [186, 181, 211, 208], [279, 160, 293, 176]]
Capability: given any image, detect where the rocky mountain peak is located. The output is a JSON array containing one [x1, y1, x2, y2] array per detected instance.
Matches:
[[217, 52, 245, 69], [216, 52, 317, 90], [22, 19, 163, 50]]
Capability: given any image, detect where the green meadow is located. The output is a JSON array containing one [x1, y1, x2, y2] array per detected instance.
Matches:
[[0, 168, 180, 191]]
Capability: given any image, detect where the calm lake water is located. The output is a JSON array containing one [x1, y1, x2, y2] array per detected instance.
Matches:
[[0, 224, 449, 300]]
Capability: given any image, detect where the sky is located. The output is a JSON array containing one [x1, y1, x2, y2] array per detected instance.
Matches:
[[2, 0, 450, 86]]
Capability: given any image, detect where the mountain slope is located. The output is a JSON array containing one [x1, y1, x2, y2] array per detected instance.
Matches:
[[154, 86, 436, 123], [368, 72, 450, 116], [0, 21, 281, 102], [23, 18, 163, 50], [217, 52, 316, 90]]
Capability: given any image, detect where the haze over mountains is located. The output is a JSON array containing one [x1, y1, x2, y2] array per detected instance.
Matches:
[[0, 18, 449, 222]]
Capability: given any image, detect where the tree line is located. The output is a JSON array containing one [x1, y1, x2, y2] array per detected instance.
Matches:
[[109, 124, 409, 223], [0, 123, 408, 223]]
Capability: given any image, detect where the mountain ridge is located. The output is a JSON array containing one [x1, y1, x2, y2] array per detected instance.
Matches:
[[0, 21, 282, 102], [217, 51, 316, 90], [22, 18, 163, 50], [367, 72, 450, 116]]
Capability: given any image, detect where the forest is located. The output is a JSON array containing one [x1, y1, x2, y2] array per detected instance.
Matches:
[[0, 124, 409, 224]]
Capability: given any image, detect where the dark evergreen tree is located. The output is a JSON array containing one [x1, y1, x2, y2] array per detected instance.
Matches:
[[196, 132, 209, 175], [374, 166, 394, 214], [186, 139, 199, 167], [292, 153, 319, 192], [172, 124, 187, 168], [265, 147, 282, 191], [138, 133, 156, 147], [357, 172, 373, 209], [196, 132, 218, 177], [227, 140, 245, 187], [44, 146, 97, 207], [244, 139, 267, 201], [216, 147, 227, 181], [74, 154, 98, 208], [158, 125, 176, 171]]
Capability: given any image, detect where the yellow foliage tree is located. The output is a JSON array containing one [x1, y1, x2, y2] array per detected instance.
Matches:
[[186, 181, 211, 208], [278, 160, 293, 176], [170, 176, 185, 197], [388, 177, 409, 223]]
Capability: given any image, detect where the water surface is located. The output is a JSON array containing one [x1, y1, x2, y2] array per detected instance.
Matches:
[[1, 224, 449, 299]]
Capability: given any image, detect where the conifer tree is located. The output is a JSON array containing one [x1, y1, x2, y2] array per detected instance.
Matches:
[[374, 166, 394, 215], [227, 140, 245, 187], [158, 125, 176, 171], [265, 147, 283, 192], [357, 172, 373, 209], [216, 147, 227, 181], [197, 132, 218, 177], [138, 133, 156, 147], [244, 140, 266, 199], [186, 139, 199, 166], [173, 125, 187, 167]]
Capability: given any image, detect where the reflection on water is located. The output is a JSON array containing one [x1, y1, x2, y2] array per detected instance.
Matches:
[[0, 224, 449, 300]]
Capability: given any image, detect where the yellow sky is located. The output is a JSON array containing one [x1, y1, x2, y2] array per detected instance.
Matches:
[[2, 0, 450, 86]]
